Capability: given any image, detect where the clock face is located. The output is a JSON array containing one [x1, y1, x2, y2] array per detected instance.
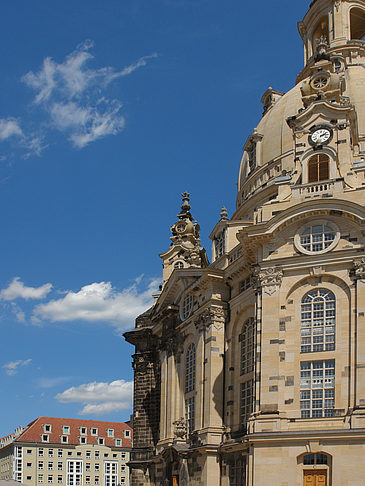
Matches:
[[310, 127, 332, 145]]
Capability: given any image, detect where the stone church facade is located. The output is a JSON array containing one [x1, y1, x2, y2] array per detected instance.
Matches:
[[125, 1, 365, 484]]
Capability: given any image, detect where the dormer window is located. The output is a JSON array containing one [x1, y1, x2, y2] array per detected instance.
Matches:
[[107, 429, 114, 437], [174, 261, 184, 269], [80, 427, 87, 435], [62, 426, 70, 435], [247, 143, 256, 171], [41, 435, 49, 443], [43, 425, 51, 433]]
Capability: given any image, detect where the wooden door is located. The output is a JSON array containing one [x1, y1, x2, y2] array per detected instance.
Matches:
[[303, 470, 327, 486], [172, 475, 179, 486]]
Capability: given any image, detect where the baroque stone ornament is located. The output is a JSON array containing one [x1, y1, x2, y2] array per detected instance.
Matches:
[[334, 0, 341, 12], [253, 266, 283, 295], [353, 258, 365, 281], [194, 306, 226, 332], [173, 418, 186, 439]]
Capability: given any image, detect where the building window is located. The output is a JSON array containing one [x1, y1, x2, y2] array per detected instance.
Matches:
[[95, 452, 100, 459], [121, 465, 126, 472], [15, 473, 22, 482], [115, 439, 122, 446], [42, 435, 49, 443], [85, 476, 90, 485], [247, 143, 256, 171], [95, 476, 99, 485], [67, 460, 82, 486], [95, 464, 100, 471], [39, 474, 44, 483], [39, 449, 44, 457], [26, 476, 32, 481], [63, 426, 70, 435], [239, 277, 251, 293], [91, 428, 98, 436], [350, 7, 365, 40], [39, 462, 44, 470], [61, 436, 68, 444], [301, 289, 336, 353], [86, 451, 91, 459], [58, 463, 62, 471], [121, 453, 126, 460], [185, 344, 196, 393], [76, 452, 81, 457], [185, 397, 195, 435], [27, 450, 32, 454], [214, 231, 226, 259], [308, 153, 329, 183], [240, 380, 254, 429], [57, 450, 62, 458], [58, 475, 62, 484], [240, 318, 255, 376], [48, 449, 54, 457], [181, 294, 193, 320], [80, 427, 87, 435], [300, 360, 335, 418], [79, 437, 87, 444], [104, 461, 118, 486], [107, 429, 114, 437], [295, 221, 339, 255], [229, 455, 247, 486], [104, 453, 109, 458], [98, 438, 104, 445], [27, 463, 32, 467], [303, 453, 328, 465], [48, 475, 53, 484], [48, 462, 53, 470], [67, 452, 72, 456], [15, 446, 22, 458], [43, 425, 52, 433], [174, 261, 184, 269]]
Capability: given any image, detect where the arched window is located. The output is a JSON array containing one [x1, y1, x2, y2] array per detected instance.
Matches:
[[240, 318, 255, 375], [350, 8, 365, 40], [185, 344, 196, 393], [301, 288, 336, 353], [174, 261, 184, 269], [185, 344, 196, 435], [308, 154, 329, 183]]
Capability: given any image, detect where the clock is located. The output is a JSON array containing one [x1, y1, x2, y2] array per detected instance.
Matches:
[[309, 126, 333, 146]]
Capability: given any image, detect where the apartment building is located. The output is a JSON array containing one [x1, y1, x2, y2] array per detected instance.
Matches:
[[0, 417, 132, 486]]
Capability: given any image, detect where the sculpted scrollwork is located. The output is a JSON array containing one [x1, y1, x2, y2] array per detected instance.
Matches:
[[353, 258, 365, 282], [173, 418, 186, 440], [159, 314, 185, 357], [253, 266, 283, 295]]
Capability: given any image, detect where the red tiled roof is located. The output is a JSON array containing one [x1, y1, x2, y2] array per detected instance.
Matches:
[[15, 417, 132, 449]]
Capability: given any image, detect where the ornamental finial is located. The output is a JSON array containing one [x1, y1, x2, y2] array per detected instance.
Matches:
[[220, 206, 228, 221]]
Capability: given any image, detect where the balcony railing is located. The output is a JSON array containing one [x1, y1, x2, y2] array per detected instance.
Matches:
[[291, 179, 343, 198]]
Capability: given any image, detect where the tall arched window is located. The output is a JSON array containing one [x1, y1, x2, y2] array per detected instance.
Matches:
[[308, 154, 329, 183], [240, 318, 255, 375], [301, 289, 336, 353], [239, 318, 255, 431], [185, 344, 196, 435], [350, 8, 365, 40], [185, 344, 196, 393]]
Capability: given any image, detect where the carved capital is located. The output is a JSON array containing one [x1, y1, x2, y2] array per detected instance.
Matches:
[[159, 313, 185, 357], [133, 352, 155, 373], [253, 266, 283, 295], [194, 306, 226, 332]]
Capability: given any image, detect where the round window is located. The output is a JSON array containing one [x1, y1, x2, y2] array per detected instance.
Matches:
[[181, 295, 193, 320], [294, 221, 340, 255]]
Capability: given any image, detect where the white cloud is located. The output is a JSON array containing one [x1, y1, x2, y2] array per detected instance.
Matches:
[[56, 379, 133, 415], [33, 278, 158, 330], [0, 118, 23, 140], [22, 41, 157, 148], [1, 277, 52, 301], [3, 358, 32, 376], [37, 376, 72, 388]]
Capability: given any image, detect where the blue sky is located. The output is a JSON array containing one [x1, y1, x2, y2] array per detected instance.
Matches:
[[0, 0, 308, 437]]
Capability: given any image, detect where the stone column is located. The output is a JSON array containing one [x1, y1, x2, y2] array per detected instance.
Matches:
[[252, 267, 284, 428]]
